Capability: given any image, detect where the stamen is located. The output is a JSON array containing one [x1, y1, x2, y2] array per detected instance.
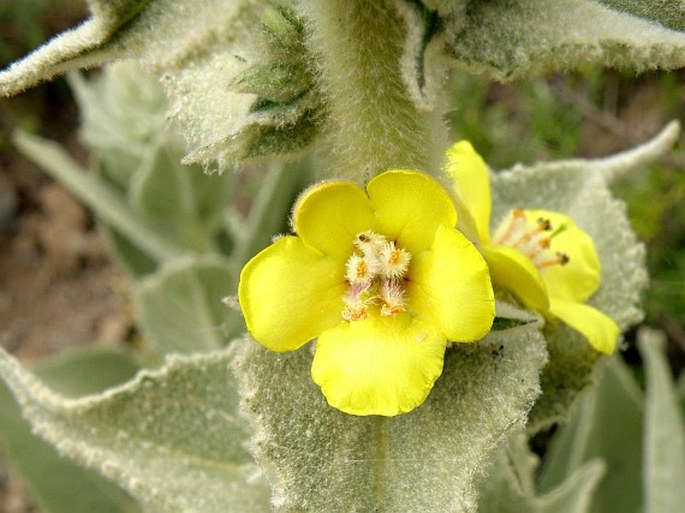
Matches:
[[379, 241, 411, 279], [354, 230, 385, 258], [537, 252, 570, 269], [342, 305, 368, 321], [345, 254, 378, 285], [494, 209, 571, 272], [536, 217, 552, 231], [493, 208, 525, 245], [379, 279, 406, 317], [343, 231, 412, 321]]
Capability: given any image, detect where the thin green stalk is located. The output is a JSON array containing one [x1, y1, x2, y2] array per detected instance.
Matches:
[[14, 131, 184, 263], [301, 0, 448, 181]]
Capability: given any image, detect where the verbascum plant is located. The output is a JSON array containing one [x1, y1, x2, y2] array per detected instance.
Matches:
[[1, 1, 684, 512]]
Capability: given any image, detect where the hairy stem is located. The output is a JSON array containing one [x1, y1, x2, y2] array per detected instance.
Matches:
[[301, 0, 448, 181]]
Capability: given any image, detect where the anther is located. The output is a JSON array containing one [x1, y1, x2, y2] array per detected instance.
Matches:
[[380, 241, 411, 279]]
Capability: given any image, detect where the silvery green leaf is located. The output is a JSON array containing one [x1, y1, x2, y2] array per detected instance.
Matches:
[[231, 62, 312, 103], [639, 328, 685, 513], [394, 0, 446, 111], [446, 0, 685, 81], [477, 434, 604, 513], [489, 121, 680, 429], [129, 144, 233, 253], [0, 344, 270, 513], [67, 62, 169, 189], [539, 329, 685, 513], [0, 0, 318, 167], [234, 318, 547, 513], [596, 0, 685, 31], [135, 256, 243, 357], [0, 348, 141, 513], [537, 354, 644, 513]]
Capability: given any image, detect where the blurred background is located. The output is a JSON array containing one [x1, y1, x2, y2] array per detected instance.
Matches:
[[0, 2, 683, 511]]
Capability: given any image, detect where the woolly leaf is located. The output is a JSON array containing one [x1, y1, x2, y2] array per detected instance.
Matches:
[[129, 144, 233, 253], [639, 329, 685, 513], [135, 256, 243, 356], [67, 62, 169, 190], [0, 348, 141, 513], [489, 121, 680, 429], [538, 354, 644, 513], [0, 0, 320, 167], [234, 317, 548, 513], [477, 434, 604, 513], [0, 345, 270, 513], [447, 0, 685, 81], [539, 329, 685, 513]]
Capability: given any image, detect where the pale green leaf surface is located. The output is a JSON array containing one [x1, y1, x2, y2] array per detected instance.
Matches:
[[448, 0, 685, 80], [0, 0, 150, 95], [0, 345, 270, 513], [477, 434, 604, 513], [538, 354, 644, 513], [234, 317, 548, 513], [596, 0, 685, 31], [639, 328, 685, 513], [67, 62, 169, 189], [34, 347, 142, 398], [130, 145, 233, 252], [0, 0, 313, 167], [0, 348, 141, 513], [489, 121, 679, 429], [135, 256, 242, 356]]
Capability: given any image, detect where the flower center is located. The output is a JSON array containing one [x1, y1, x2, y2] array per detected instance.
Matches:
[[493, 209, 570, 271], [342, 231, 412, 321]]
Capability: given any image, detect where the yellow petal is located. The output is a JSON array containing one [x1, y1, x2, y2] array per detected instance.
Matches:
[[481, 244, 550, 311], [444, 141, 492, 243], [367, 170, 458, 254], [311, 314, 446, 416], [293, 180, 375, 258], [525, 210, 601, 303], [407, 225, 495, 342], [239, 236, 346, 352], [548, 298, 620, 354]]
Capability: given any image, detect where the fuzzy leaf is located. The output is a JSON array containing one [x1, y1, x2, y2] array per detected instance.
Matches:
[[129, 144, 233, 253], [489, 121, 680, 429], [0, 0, 319, 167], [67, 62, 169, 190], [0, 348, 141, 513], [135, 256, 243, 356], [447, 0, 685, 81], [234, 317, 548, 513], [539, 329, 685, 513], [0, 345, 270, 513], [639, 329, 685, 513], [538, 354, 644, 513], [477, 434, 604, 513]]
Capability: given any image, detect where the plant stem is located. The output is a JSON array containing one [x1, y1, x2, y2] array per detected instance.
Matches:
[[301, 0, 448, 181]]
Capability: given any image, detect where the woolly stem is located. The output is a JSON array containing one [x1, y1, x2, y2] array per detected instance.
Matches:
[[301, 0, 448, 181]]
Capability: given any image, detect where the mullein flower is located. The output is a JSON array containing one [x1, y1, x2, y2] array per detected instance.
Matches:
[[239, 170, 495, 416], [445, 141, 620, 354]]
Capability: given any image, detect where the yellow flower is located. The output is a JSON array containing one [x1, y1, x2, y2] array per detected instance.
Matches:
[[239, 170, 495, 416], [444, 141, 620, 354]]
